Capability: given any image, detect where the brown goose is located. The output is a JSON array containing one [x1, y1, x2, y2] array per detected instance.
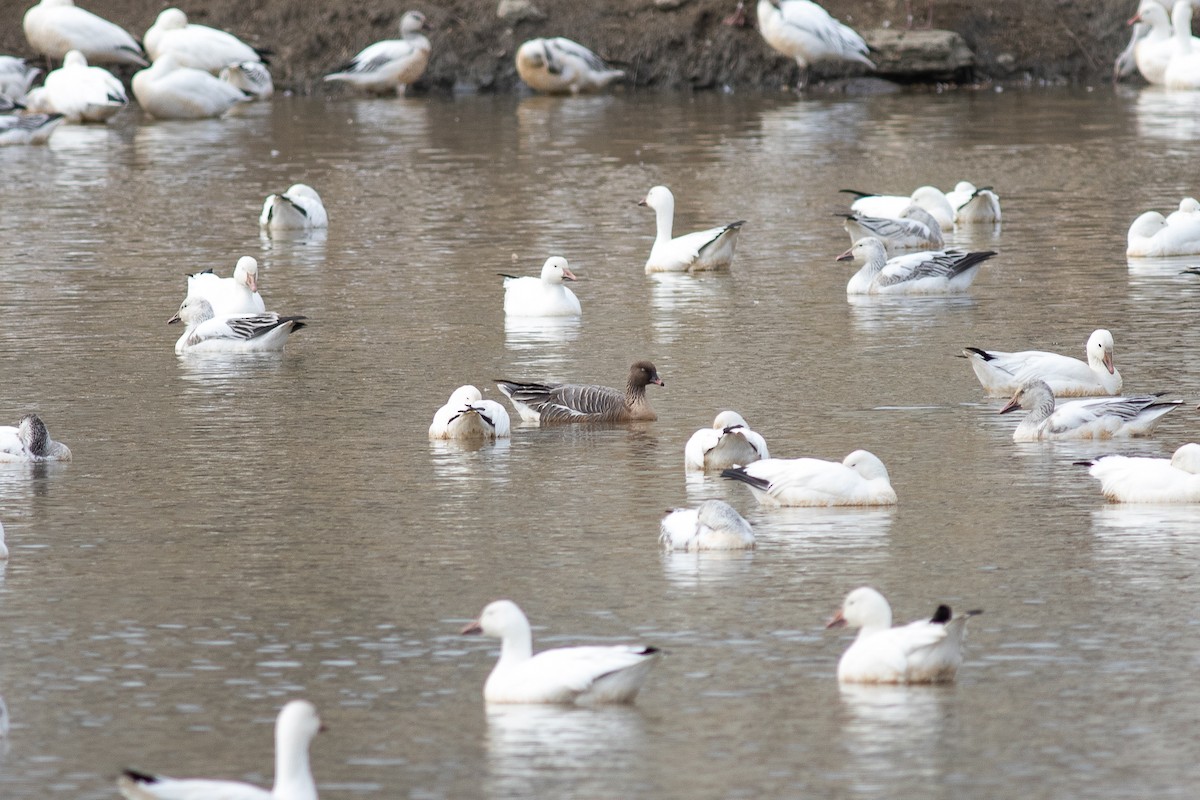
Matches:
[[496, 361, 664, 424]]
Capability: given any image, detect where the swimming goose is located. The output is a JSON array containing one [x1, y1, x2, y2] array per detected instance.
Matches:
[[838, 237, 995, 295], [684, 410, 769, 471], [755, 0, 873, 89], [168, 297, 306, 355], [0, 57, 40, 103], [0, 111, 63, 145], [639, 185, 744, 274], [841, 205, 944, 252], [945, 181, 1001, 224], [23, 0, 147, 66], [26, 50, 126, 123], [144, 8, 264, 74], [962, 329, 1122, 397], [0, 520, 7, 560], [117, 700, 322, 800], [0, 414, 72, 462], [186, 256, 266, 317], [260, 185, 328, 230], [826, 587, 980, 684], [501, 257, 581, 317], [496, 361, 664, 424], [1165, 1, 1200, 89], [323, 10, 431, 95], [841, 186, 955, 230], [462, 600, 660, 704], [429, 385, 512, 440], [1126, 209, 1200, 257], [1129, 1, 1179, 84], [999, 379, 1179, 442], [132, 54, 251, 120], [1084, 442, 1200, 503], [515, 37, 624, 94], [1166, 196, 1200, 224], [220, 61, 274, 100], [660, 499, 755, 550], [721, 450, 897, 507]]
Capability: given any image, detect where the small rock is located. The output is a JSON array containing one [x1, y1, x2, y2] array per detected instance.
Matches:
[[654, 0, 690, 8], [497, 0, 544, 22], [862, 28, 975, 82]]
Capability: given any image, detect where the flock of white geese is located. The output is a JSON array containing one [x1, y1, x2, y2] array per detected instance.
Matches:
[[3, 1, 1200, 797]]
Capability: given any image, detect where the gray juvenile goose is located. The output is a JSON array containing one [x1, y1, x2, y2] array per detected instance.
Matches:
[[496, 361, 664, 424]]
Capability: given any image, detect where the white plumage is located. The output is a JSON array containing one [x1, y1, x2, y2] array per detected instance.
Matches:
[[999, 379, 1180, 442], [429, 386, 512, 440], [837, 237, 995, 295], [168, 297, 306, 355], [462, 600, 660, 704], [23, 0, 147, 66], [660, 499, 755, 550], [323, 10, 431, 95], [220, 62, 274, 100], [721, 450, 897, 507], [962, 329, 1122, 397], [133, 53, 251, 120], [843, 186, 955, 230], [639, 185, 744, 274], [515, 37, 624, 94], [25, 50, 126, 123], [501, 257, 581, 317], [827, 587, 980, 684], [1127, 208, 1200, 257], [144, 8, 263, 75], [186, 256, 266, 317], [755, 0, 873, 88], [684, 410, 769, 471], [1086, 443, 1200, 503], [0, 56, 41, 103], [260, 185, 328, 230], [945, 181, 1001, 224], [842, 205, 944, 253], [0, 111, 63, 145], [1165, 1, 1200, 89]]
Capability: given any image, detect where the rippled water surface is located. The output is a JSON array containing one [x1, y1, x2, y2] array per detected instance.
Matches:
[[2, 86, 1200, 798]]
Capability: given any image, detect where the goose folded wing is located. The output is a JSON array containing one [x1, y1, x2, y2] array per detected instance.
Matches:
[[547, 37, 608, 71]]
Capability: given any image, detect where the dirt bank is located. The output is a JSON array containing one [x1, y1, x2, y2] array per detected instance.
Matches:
[[1, 0, 1139, 92]]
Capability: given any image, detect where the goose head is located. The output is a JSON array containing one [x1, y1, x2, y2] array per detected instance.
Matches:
[[275, 700, 324, 752], [629, 360, 665, 389], [638, 185, 675, 215], [168, 296, 216, 326], [952, 180, 977, 194], [154, 8, 189, 30], [826, 586, 893, 631], [1179, 197, 1200, 214], [516, 39, 549, 71], [400, 10, 430, 35], [63, 50, 88, 69], [712, 410, 749, 432], [234, 256, 260, 293], [447, 385, 483, 408], [285, 184, 322, 205], [836, 237, 887, 266], [1171, 443, 1200, 474], [1086, 329, 1116, 375], [539, 256, 577, 284], [1128, 211, 1167, 241], [1000, 379, 1054, 415], [842, 450, 890, 482], [461, 599, 531, 640], [1130, 1, 1170, 30]]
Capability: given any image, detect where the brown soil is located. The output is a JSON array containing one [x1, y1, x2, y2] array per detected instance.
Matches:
[[1, 0, 1139, 92]]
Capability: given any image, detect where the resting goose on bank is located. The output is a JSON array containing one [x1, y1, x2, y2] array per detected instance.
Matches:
[[0, 413, 72, 462], [721, 450, 897, 507], [999, 379, 1179, 441], [945, 181, 1001, 224], [838, 237, 995, 295], [496, 361, 664, 424], [684, 410, 769, 471], [501, 256, 581, 317], [168, 297, 306, 355], [841, 205, 944, 252], [841, 186, 955, 230], [827, 587, 980, 684], [23, 0, 147, 66], [660, 499, 755, 551], [962, 329, 1122, 397], [639, 185, 744, 273], [462, 600, 660, 704], [117, 700, 322, 800], [260, 184, 328, 231], [187, 256, 265, 316], [323, 10, 431, 95], [220, 61, 274, 99], [1084, 442, 1200, 503], [26, 50, 125, 123], [755, 0, 874, 89], [515, 37, 624, 94], [429, 385, 511, 440], [1126, 209, 1200, 257], [0, 111, 63, 145], [0, 57, 41, 103], [144, 8, 264, 74], [132, 54, 251, 119]]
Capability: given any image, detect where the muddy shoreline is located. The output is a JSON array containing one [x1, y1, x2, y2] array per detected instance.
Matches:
[[2, 1, 1139, 92]]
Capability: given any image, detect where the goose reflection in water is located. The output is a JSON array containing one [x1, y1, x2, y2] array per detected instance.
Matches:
[[838, 683, 952, 787], [503, 316, 581, 372]]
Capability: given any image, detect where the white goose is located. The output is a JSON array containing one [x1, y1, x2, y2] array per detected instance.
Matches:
[[962, 329, 1122, 397], [827, 587, 980, 684], [501, 257, 581, 317], [462, 600, 660, 704], [168, 297, 306, 355], [842, 186, 956, 230], [132, 53, 251, 120], [220, 62, 274, 100], [660, 499, 755, 550], [429, 386, 511, 440], [1165, 1, 1200, 89], [323, 10, 431, 95], [117, 700, 322, 800], [639, 185, 744, 274], [841, 205, 944, 252], [26, 50, 126, 123], [1085, 442, 1200, 503], [260, 185, 328, 231], [0, 111, 63, 145], [515, 37, 624, 94], [684, 410, 769, 471], [187, 256, 266, 317], [1166, 196, 1200, 224], [1126, 209, 1200, 257], [838, 237, 995, 295], [755, 0, 874, 89], [0, 520, 7, 560], [0, 413, 72, 462], [721, 450, 897, 507], [999, 379, 1180, 442], [23, 0, 147, 66], [1130, 0, 1179, 84], [144, 8, 264, 74], [945, 181, 1001, 224], [0, 56, 40, 103]]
